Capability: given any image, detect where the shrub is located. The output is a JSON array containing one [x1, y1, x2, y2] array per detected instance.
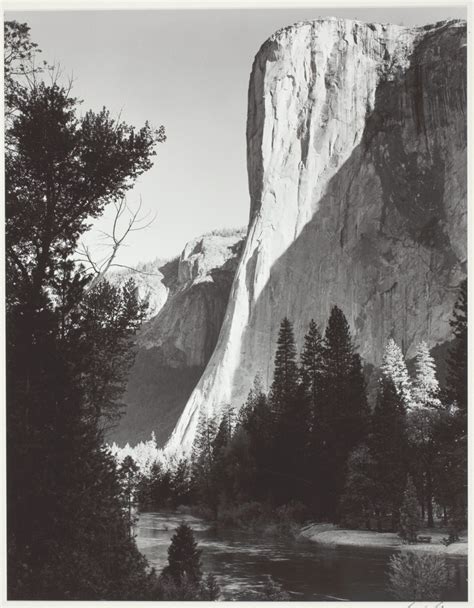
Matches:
[[235, 575, 290, 601], [388, 552, 453, 600], [201, 573, 221, 600], [156, 573, 202, 600], [217, 501, 269, 528], [260, 575, 291, 600]]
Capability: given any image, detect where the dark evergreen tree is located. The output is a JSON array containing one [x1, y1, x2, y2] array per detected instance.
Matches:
[[171, 459, 193, 508], [399, 475, 421, 543], [269, 318, 309, 503], [315, 306, 368, 519], [269, 317, 300, 416], [71, 278, 148, 429], [5, 24, 165, 599], [191, 412, 218, 514], [300, 319, 325, 413], [447, 279, 467, 414], [119, 455, 139, 537], [338, 444, 376, 529], [237, 378, 272, 501], [220, 425, 256, 503], [211, 408, 234, 507], [447, 278, 467, 520], [370, 378, 408, 531], [433, 279, 467, 530], [407, 407, 440, 527], [161, 523, 202, 586]]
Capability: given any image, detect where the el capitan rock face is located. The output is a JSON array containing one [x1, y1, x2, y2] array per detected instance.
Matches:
[[167, 18, 467, 455], [109, 230, 245, 447]]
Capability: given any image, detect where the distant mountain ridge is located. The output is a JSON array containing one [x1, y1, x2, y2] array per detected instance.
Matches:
[[108, 228, 246, 446]]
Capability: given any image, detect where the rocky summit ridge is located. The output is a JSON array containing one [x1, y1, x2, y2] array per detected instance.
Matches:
[[109, 229, 245, 446]]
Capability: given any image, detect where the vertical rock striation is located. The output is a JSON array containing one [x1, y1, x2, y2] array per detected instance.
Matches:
[[167, 18, 467, 455]]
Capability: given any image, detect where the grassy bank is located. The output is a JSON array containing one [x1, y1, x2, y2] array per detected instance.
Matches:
[[299, 523, 468, 556]]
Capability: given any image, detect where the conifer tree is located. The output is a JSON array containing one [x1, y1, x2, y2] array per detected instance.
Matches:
[[433, 279, 467, 530], [210, 407, 235, 505], [269, 318, 310, 503], [238, 378, 272, 501], [447, 278, 467, 414], [171, 459, 192, 508], [300, 319, 325, 412], [380, 338, 413, 409], [399, 475, 421, 543], [316, 306, 368, 518], [338, 444, 376, 529], [191, 412, 218, 513], [119, 455, 139, 537], [269, 317, 300, 416], [411, 342, 441, 409], [161, 523, 202, 586], [408, 342, 442, 527], [370, 378, 407, 530]]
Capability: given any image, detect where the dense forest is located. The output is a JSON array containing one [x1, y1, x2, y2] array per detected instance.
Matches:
[[120, 287, 467, 542]]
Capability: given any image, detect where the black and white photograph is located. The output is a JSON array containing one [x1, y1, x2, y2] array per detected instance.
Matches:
[[3, 1, 469, 602]]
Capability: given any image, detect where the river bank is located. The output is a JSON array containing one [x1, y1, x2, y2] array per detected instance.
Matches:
[[299, 523, 468, 556], [136, 511, 468, 601]]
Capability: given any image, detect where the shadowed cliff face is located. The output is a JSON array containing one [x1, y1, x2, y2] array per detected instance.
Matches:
[[168, 18, 466, 455], [108, 232, 245, 447]]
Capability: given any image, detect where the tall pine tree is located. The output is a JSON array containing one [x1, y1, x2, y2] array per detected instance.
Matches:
[[433, 279, 467, 530], [447, 278, 467, 414], [370, 378, 408, 531], [238, 377, 272, 501], [411, 342, 441, 409], [191, 412, 218, 514], [408, 342, 441, 527], [269, 318, 309, 503], [315, 306, 368, 519], [269, 317, 300, 416], [300, 319, 325, 414], [380, 338, 413, 409]]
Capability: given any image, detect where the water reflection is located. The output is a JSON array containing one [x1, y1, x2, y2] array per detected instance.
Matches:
[[135, 511, 467, 601]]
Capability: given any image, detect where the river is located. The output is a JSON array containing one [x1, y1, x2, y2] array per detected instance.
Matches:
[[135, 511, 467, 601]]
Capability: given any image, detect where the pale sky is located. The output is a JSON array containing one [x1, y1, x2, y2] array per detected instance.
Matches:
[[6, 6, 467, 266]]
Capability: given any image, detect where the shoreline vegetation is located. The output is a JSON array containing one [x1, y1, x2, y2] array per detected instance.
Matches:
[[149, 504, 468, 557]]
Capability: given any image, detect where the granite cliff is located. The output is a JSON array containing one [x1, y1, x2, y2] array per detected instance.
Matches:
[[109, 230, 245, 446], [167, 18, 467, 455]]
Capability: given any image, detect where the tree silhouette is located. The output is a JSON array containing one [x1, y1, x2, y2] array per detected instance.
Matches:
[[162, 523, 202, 585]]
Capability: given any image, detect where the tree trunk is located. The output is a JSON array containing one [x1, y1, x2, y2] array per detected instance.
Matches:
[[426, 469, 434, 528], [391, 510, 398, 532], [420, 478, 425, 521]]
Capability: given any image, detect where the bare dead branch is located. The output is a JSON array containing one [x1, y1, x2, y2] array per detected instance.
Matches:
[[76, 197, 157, 293]]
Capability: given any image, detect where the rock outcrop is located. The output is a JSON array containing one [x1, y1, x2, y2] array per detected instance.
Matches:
[[109, 230, 245, 446], [168, 18, 467, 455], [110, 258, 171, 317]]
